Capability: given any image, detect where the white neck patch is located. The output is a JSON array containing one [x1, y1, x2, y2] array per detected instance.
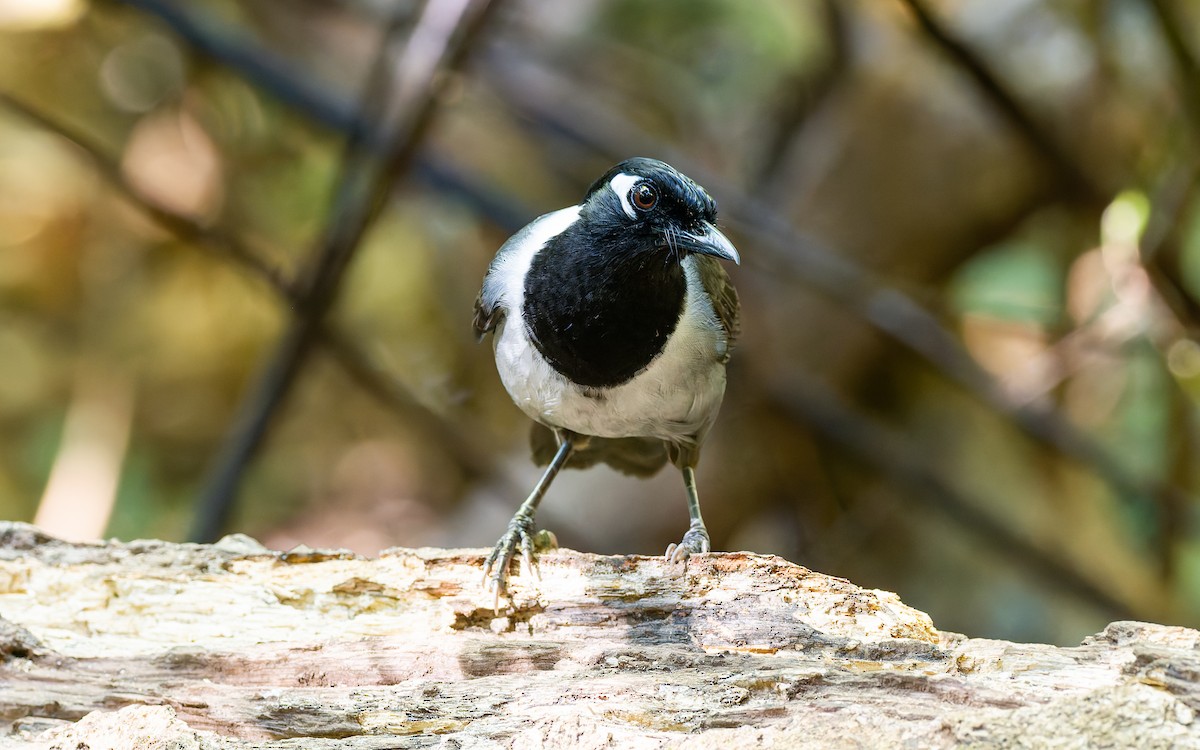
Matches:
[[608, 173, 641, 219]]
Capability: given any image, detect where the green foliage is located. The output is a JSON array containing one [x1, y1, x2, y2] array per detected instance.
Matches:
[[949, 239, 1063, 325]]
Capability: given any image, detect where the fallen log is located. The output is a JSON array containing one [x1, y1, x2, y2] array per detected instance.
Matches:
[[0, 522, 1197, 748]]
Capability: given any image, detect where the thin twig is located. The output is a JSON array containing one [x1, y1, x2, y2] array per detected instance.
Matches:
[[1143, 0, 1200, 137], [896, 0, 1199, 572], [112, 0, 529, 232], [755, 0, 849, 191], [192, 0, 503, 542], [115, 0, 372, 142], [318, 334, 501, 483], [1136, 0, 1200, 328], [896, 0, 1106, 205], [1137, 160, 1200, 581], [0, 86, 509, 532], [0, 91, 296, 296], [1141, 160, 1200, 332], [764, 374, 1142, 621]]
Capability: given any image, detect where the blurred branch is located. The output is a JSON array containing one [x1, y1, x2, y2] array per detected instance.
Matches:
[[111, 0, 529, 233], [896, 0, 1106, 205], [754, 0, 849, 189], [317, 334, 502, 484], [869, 0, 1200, 530], [0, 87, 507, 528], [1138, 0, 1200, 329], [1143, 0, 1200, 135], [902, 0, 1200, 578], [1141, 160, 1200, 332], [114, 0, 371, 141], [902, 0, 1200, 333], [193, 0, 504, 542], [765, 373, 1141, 621], [1124, 1, 1200, 579], [0, 91, 295, 296], [1139, 161, 1200, 582], [1164, 381, 1196, 583]]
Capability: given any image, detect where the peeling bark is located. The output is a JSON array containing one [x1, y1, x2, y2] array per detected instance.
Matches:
[[0, 522, 1197, 749]]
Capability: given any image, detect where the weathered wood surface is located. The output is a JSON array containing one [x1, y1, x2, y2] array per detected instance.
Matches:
[[0, 522, 1198, 749]]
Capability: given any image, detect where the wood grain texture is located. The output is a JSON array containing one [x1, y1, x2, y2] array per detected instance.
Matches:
[[0, 522, 1197, 748]]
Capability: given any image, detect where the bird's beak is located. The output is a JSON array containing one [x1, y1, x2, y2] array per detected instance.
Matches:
[[678, 222, 741, 265]]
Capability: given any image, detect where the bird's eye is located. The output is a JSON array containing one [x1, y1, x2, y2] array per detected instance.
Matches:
[[630, 183, 658, 211]]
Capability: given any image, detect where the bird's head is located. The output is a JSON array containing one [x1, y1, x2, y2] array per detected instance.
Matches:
[[580, 157, 740, 266]]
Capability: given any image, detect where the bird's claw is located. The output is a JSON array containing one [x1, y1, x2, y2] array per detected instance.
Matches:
[[482, 514, 540, 612], [664, 526, 710, 570]]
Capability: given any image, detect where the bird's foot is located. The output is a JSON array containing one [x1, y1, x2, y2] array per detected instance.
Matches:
[[664, 525, 710, 568], [482, 513, 549, 613]]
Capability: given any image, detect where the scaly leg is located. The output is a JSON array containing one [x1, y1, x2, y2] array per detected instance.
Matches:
[[665, 465, 710, 565], [483, 432, 574, 610]]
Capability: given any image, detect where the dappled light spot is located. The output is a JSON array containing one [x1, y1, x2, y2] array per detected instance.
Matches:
[[121, 109, 223, 220]]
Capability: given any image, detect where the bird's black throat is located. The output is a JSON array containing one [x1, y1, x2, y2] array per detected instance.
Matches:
[[523, 226, 686, 389]]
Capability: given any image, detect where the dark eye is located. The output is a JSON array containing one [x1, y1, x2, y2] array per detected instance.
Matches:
[[630, 183, 657, 211]]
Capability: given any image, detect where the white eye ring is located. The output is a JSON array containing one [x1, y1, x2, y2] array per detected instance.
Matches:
[[608, 173, 641, 218]]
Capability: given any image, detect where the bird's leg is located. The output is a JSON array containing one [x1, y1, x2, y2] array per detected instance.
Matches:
[[483, 432, 574, 609], [665, 465, 711, 566]]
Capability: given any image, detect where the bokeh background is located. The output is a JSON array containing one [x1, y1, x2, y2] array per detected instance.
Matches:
[[1, 0, 1198, 646]]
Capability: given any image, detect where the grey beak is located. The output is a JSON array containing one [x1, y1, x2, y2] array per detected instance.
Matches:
[[680, 222, 740, 265]]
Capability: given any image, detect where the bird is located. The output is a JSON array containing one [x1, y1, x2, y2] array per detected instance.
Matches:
[[473, 157, 741, 603]]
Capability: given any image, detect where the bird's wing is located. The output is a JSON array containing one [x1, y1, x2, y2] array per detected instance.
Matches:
[[471, 291, 503, 340], [693, 254, 741, 355], [472, 239, 515, 340], [472, 225, 530, 340]]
